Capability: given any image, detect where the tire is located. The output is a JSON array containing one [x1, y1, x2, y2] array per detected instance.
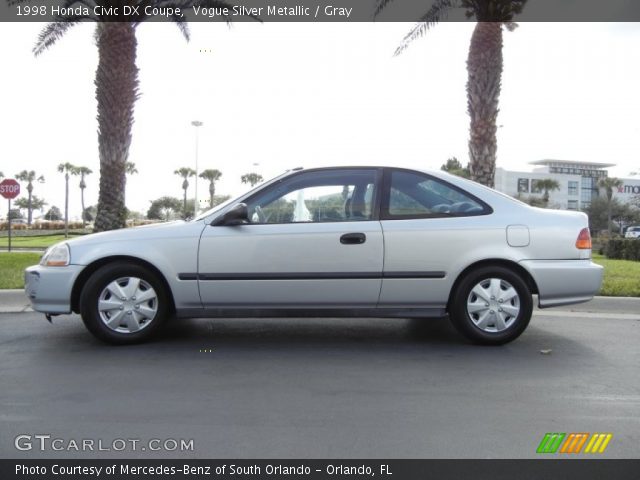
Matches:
[[449, 266, 533, 345], [80, 262, 169, 345]]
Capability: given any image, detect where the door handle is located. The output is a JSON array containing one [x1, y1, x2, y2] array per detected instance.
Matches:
[[340, 233, 366, 245]]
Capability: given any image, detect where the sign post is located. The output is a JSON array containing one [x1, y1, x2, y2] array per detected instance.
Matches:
[[0, 179, 21, 252]]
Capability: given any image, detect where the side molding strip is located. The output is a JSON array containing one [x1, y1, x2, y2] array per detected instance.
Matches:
[[178, 271, 446, 281]]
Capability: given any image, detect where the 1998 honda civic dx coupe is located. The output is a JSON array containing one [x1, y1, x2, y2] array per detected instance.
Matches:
[[25, 166, 603, 345]]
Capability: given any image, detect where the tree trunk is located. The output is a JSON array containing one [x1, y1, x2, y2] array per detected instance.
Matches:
[[80, 184, 86, 228], [209, 182, 215, 208], [183, 188, 187, 217], [606, 190, 613, 235], [466, 22, 503, 188], [27, 183, 33, 226], [94, 23, 139, 232], [64, 172, 69, 238]]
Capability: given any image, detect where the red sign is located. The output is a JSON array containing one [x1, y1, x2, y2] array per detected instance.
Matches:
[[0, 179, 20, 199]]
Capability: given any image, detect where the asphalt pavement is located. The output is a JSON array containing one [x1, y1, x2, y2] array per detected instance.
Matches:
[[0, 298, 639, 459]]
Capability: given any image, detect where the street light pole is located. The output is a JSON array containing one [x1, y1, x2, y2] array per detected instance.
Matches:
[[191, 120, 203, 217]]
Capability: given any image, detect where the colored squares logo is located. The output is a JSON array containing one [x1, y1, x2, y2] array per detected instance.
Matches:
[[537, 433, 612, 454]]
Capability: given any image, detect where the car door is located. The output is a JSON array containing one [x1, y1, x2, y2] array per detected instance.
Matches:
[[378, 168, 493, 308], [197, 168, 383, 308]]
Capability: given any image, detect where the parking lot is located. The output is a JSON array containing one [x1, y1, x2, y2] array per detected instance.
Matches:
[[0, 300, 639, 459]]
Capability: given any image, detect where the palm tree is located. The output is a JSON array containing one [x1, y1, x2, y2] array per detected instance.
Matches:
[[15, 170, 45, 226], [533, 178, 560, 205], [598, 177, 624, 234], [0, 172, 4, 179], [58, 163, 77, 237], [28, 1, 255, 232], [199, 169, 223, 208], [241, 172, 264, 187], [73, 166, 93, 228], [375, 0, 528, 187], [174, 168, 196, 217]]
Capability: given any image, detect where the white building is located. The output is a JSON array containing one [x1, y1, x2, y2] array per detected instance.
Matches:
[[494, 159, 640, 210]]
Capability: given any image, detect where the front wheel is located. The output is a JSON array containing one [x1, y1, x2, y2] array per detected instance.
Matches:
[[80, 262, 169, 344], [449, 266, 533, 345]]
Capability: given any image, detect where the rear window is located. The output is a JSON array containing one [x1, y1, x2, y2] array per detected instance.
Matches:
[[383, 170, 490, 218]]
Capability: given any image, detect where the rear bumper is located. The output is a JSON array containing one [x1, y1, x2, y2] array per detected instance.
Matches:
[[24, 264, 84, 314], [519, 259, 604, 308]]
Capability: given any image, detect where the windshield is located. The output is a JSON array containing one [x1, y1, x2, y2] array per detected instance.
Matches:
[[192, 170, 293, 221]]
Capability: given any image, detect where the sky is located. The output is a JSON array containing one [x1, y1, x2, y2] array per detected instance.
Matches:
[[1, 21, 639, 220]]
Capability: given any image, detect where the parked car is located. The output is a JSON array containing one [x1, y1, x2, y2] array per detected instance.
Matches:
[[624, 226, 640, 239], [25, 167, 603, 345]]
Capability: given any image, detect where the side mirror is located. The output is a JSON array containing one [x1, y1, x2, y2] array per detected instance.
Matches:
[[212, 203, 249, 226]]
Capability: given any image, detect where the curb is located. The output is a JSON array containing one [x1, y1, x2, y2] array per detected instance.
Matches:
[[0, 289, 32, 313]]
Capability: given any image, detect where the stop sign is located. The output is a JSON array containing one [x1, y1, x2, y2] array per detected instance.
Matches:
[[0, 178, 20, 199]]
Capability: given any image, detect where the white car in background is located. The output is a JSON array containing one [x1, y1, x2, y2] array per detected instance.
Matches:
[[25, 166, 603, 345], [625, 226, 640, 239]]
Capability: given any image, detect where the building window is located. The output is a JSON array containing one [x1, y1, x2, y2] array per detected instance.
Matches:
[[568, 181, 578, 196], [581, 176, 595, 189], [517, 178, 529, 193], [581, 189, 593, 203], [568, 200, 578, 210]]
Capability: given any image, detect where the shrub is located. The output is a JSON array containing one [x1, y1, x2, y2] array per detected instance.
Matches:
[[605, 239, 640, 261], [1, 222, 28, 231]]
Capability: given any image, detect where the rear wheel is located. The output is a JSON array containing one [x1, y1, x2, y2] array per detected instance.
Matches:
[[80, 262, 168, 344], [449, 266, 532, 345]]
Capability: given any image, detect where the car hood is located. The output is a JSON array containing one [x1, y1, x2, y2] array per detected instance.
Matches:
[[61, 220, 203, 249]]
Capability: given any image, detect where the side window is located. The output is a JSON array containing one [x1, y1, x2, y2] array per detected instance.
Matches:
[[384, 170, 487, 218], [245, 170, 377, 224]]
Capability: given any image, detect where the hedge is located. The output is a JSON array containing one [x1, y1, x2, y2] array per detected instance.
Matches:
[[605, 239, 640, 261]]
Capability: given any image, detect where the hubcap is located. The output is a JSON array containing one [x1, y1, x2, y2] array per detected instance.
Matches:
[[97, 277, 158, 334], [466, 278, 520, 333]]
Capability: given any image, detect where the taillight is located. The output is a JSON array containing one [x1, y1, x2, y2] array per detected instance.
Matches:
[[576, 228, 592, 249]]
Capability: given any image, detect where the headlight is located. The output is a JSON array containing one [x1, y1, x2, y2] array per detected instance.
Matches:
[[40, 243, 70, 267]]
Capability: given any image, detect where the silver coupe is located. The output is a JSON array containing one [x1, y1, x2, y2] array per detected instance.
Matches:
[[25, 166, 603, 345]]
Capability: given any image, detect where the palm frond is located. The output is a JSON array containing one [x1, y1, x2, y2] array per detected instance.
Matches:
[[373, 0, 397, 18], [394, 0, 456, 56], [172, 13, 191, 40], [33, 20, 82, 56]]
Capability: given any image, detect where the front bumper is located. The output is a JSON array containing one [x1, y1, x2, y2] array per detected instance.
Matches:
[[24, 264, 85, 314], [519, 259, 604, 308]]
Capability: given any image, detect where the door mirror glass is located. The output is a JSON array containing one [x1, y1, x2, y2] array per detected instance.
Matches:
[[213, 203, 249, 226]]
